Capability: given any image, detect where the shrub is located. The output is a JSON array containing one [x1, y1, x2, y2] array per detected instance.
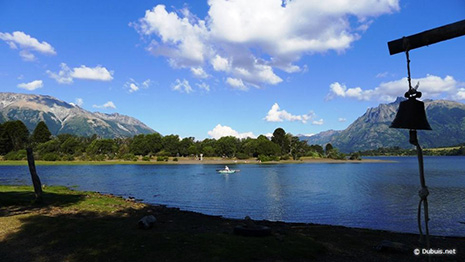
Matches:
[[280, 154, 290, 161], [62, 154, 75, 161], [122, 153, 136, 161], [236, 153, 249, 160], [157, 156, 169, 162], [43, 152, 60, 161], [142, 156, 151, 161], [258, 155, 279, 162], [349, 152, 362, 160], [173, 157, 178, 162], [4, 150, 27, 160]]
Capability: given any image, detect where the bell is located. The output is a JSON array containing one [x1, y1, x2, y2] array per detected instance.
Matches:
[[390, 97, 432, 130]]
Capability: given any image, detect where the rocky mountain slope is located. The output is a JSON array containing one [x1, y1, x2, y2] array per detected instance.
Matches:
[[301, 97, 465, 152], [0, 92, 155, 138]]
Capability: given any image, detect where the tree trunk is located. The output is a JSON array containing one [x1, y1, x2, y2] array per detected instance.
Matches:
[[26, 147, 43, 202]]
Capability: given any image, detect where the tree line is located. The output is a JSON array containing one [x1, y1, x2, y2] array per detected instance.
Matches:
[[0, 120, 352, 161], [360, 145, 465, 156]]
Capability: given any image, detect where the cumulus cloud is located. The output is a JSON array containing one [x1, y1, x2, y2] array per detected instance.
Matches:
[[264, 103, 315, 124], [71, 65, 113, 81], [47, 63, 114, 84], [93, 101, 116, 109], [207, 124, 256, 139], [191, 67, 209, 78], [17, 80, 43, 91], [133, 1, 398, 88], [46, 63, 73, 84], [124, 78, 151, 93], [327, 75, 464, 102], [211, 55, 230, 71], [226, 77, 247, 90], [0, 31, 56, 61], [312, 119, 324, 125], [172, 79, 193, 93]]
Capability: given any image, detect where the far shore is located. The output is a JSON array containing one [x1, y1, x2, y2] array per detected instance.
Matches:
[[0, 157, 393, 166]]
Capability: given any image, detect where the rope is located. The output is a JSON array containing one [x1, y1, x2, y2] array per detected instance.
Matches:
[[410, 131, 431, 250]]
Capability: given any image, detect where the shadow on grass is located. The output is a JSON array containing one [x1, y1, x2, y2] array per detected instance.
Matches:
[[0, 186, 87, 217], [0, 203, 324, 262]]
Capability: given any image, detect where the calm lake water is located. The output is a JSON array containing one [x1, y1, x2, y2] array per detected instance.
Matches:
[[1, 156, 465, 237]]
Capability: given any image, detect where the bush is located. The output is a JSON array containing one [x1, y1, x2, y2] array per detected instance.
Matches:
[[142, 156, 151, 161], [280, 154, 290, 161], [349, 152, 361, 160], [235, 153, 249, 160], [173, 157, 178, 162], [157, 156, 169, 162], [42, 152, 60, 161], [4, 150, 27, 160], [122, 153, 137, 161], [62, 154, 75, 161]]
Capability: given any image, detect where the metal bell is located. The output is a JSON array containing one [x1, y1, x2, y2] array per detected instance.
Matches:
[[390, 97, 432, 130]]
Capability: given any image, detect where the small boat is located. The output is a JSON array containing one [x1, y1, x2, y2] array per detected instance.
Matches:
[[217, 166, 239, 174]]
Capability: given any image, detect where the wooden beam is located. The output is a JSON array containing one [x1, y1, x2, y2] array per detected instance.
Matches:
[[388, 19, 465, 55]]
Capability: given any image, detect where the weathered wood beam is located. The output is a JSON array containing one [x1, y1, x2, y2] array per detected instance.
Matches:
[[388, 19, 465, 55]]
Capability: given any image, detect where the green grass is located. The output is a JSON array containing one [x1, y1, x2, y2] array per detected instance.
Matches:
[[0, 185, 325, 262]]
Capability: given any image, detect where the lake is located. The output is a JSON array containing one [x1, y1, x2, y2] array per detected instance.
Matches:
[[1, 156, 464, 237]]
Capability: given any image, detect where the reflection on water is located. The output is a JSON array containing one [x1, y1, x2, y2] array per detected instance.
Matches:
[[1, 156, 464, 236]]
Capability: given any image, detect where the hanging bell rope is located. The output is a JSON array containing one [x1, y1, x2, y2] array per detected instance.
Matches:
[[403, 37, 430, 248], [389, 19, 465, 259]]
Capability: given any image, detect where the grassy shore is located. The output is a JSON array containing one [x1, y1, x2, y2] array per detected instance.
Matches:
[[0, 156, 389, 166], [1, 185, 463, 261]]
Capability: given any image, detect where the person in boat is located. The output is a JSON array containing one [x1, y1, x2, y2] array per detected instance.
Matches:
[[224, 166, 230, 171]]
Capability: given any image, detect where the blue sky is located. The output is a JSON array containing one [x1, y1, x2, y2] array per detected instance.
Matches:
[[1, 0, 464, 140]]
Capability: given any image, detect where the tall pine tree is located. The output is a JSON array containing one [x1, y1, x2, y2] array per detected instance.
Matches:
[[32, 121, 52, 144]]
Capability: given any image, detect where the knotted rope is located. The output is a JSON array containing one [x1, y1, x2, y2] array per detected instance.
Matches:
[[404, 38, 431, 248]]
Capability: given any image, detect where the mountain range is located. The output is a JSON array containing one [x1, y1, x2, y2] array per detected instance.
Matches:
[[301, 97, 465, 153], [0, 92, 155, 138]]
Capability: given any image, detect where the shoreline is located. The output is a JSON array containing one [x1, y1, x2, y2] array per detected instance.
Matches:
[[1, 185, 464, 261], [0, 157, 393, 166]]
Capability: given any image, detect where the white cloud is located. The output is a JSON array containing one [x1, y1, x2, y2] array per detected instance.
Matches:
[[264, 103, 314, 124], [207, 124, 256, 139], [47, 63, 113, 83], [19, 50, 36, 61], [226, 77, 247, 91], [71, 65, 113, 81], [17, 80, 43, 91], [129, 83, 139, 92], [135, 5, 210, 67], [46, 63, 73, 84], [191, 67, 209, 78], [456, 88, 465, 100], [312, 119, 324, 125], [211, 55, 230, 71], [0, 31, 56, 61], [338, 118, 347, 122], [125, 78, 152, 92], [142, 79, 152, 88], [327, 75, 463, 102], [134, 1, 398, 88], [196, 82, 210, 92], [93, 101, 116, 109], [75, 98, 84, 107], [172, 79, 193, 93]]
